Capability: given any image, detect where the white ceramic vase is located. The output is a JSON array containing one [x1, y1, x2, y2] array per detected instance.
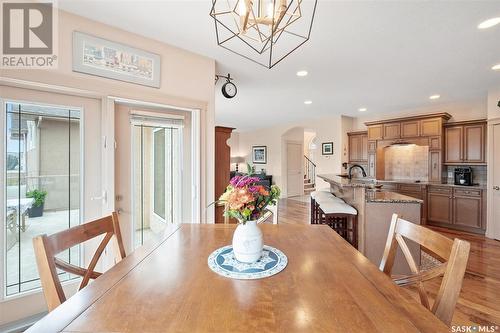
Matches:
[[232, 220, 263, 263]]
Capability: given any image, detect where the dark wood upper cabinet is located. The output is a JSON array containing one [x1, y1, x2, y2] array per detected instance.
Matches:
[[464, 124, 485, 163], [445, 126, 463, 163], [444, 120, 486, 165]]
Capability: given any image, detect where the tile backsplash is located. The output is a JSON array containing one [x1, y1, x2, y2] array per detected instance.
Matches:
[[445, 165, 487, 185], [384, 145, 429, 181]]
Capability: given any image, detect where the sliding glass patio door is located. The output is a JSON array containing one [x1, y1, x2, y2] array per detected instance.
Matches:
[[4, 101, 81, 296], [131, 116, 183, 248]]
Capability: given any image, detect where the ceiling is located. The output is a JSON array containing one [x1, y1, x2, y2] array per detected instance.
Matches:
[[58, 1, 500, 131]]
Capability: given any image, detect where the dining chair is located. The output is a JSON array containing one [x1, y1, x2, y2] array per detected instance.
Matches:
[[33, 212, 126, 312], [379, 214, 470, 326]]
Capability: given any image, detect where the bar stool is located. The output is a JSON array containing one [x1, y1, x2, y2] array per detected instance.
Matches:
[[317, 201, 358, 248], [310, 190, 344, 224]]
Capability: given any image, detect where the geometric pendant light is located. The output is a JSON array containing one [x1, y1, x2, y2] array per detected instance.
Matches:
[[210, 0, 318, 69]]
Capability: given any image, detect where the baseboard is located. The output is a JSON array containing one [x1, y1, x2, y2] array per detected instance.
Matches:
[[0, 312, 46, 333]]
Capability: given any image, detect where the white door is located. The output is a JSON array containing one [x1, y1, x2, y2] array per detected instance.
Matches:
[[287, 142, 303, 197], [491, 123, 500, 240], [114, 104, 189, 253], [0, 85, 102, 325]]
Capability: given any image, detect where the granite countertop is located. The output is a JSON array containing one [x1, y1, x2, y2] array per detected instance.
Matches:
[[317, 174, 378, 188], [317, 174, 486, 190], [365, 190, 423, 204]]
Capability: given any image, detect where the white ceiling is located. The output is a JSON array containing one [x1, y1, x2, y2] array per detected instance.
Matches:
[[59, 1, 500, 131]]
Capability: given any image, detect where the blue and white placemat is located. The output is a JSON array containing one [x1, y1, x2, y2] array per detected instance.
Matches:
[[208, 245, 288, 280]]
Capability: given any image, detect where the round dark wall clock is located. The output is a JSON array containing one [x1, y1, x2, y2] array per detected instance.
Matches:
[[222, 81, 237, 98]]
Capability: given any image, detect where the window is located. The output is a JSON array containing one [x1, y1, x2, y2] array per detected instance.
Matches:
[[131, 113, 182, 248], [4, 101, 81, 296]]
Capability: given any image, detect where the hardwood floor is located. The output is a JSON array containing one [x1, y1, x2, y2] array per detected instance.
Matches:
[[278, 196, 500, 327]]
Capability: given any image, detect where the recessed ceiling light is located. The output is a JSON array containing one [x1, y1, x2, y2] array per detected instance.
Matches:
[[478, 17, 500, 29], [492, 63, 500, 71], [429, 94, 441, 100], [304, 100, 312, 105], [296, 70, 308, 77], [358, 108, 367, 112]]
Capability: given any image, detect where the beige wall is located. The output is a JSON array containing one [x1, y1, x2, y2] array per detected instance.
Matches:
[[236, 116, 343, 196], [1, 8, 216, 224], [487, 87, 500, 120]]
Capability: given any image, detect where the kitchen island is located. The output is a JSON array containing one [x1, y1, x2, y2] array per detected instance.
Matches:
[[318, 174, 423, 274]]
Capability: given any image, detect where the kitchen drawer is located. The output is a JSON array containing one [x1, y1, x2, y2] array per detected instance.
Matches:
[[454, 188, 482, 197], [428, 186, 452, 195], [398, 184, 425, 192], [398, 191, 424, 200], [379, 183, 398, 191]]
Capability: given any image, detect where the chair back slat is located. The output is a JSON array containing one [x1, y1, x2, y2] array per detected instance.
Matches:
[[47, 216, 115, 255], [379, 214, 470, 326], [394, 219, 454, 261], [33, 212, 126, 312]]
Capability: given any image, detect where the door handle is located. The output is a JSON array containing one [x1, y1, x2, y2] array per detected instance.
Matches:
[[494, 186, 500, 191]]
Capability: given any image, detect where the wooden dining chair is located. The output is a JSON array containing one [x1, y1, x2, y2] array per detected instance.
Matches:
[[33, 212, 126, 312], [379, 214, 470, 326]]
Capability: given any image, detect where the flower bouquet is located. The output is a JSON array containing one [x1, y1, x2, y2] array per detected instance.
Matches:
[[217, 169, 281, 263]]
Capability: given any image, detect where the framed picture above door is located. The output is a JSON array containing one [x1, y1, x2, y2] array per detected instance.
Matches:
[[72, 32, 161, 88], [252, 146, 267, 164]]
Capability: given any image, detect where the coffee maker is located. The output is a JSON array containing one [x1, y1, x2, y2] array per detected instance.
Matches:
[[454, 167, 473, 186]]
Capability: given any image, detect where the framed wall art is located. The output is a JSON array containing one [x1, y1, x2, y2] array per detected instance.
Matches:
[[73, 31, 161, 88], [252, 146, 267, 164], [322, 142, 333, 155]]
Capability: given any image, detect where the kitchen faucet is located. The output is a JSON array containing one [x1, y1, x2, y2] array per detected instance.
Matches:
[[348, 164, 367, 179]]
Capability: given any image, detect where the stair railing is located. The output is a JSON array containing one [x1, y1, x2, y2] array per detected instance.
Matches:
[[304, 155, 316, 188]]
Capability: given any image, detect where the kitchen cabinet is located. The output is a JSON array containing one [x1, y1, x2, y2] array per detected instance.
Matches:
[[444, 120, 486, 165], [420, 118, 442, 136], [445, 126, 463, 163], [367, 125, 383, 140], [348, 131, 368, 162], [401, 120, 420, 138], [396, 183, 427, 224], [453, 189, 482, 229], [348, 132, 368, 162], [464, 124, 485, 163], [427, 187, 453, 225], [368, 152, 376, 177], [429, 151, 442, 182], [383, 123, 401, 139], [429, 136, 441, 150], [427, 186, 485, 234]]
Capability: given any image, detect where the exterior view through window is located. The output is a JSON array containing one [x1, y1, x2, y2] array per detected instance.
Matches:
[[132, 116, 182, 248], [4, 101, 81, 296]]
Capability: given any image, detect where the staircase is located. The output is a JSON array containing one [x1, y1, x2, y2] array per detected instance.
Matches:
[[304, 155, 316, 194]]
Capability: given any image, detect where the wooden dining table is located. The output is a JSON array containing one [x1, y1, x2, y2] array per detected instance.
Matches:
[[28, 224, 449, 332]]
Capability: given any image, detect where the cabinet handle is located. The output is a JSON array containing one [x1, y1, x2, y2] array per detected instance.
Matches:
[[433, 163, 437, 169], [494, 186, 500, 191]]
